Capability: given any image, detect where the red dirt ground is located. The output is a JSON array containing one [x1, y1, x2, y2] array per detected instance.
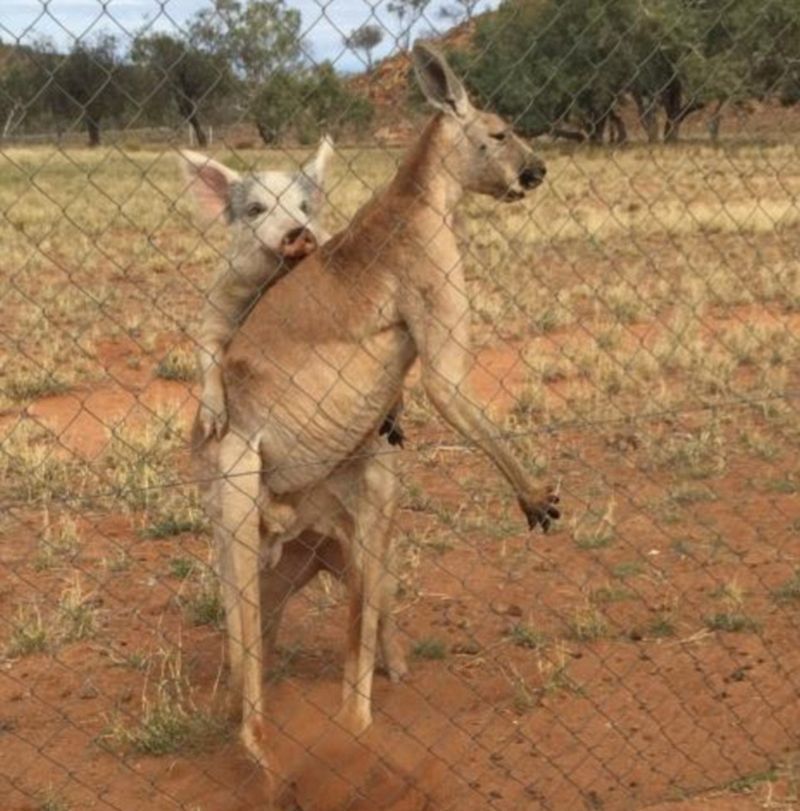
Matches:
[[2, 318, 799, 811]]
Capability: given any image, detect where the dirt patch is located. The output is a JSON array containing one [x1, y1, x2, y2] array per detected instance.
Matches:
[[2, 143, 799, 810]]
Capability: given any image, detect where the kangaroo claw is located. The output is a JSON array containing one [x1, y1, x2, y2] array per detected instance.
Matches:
[[379, 416, 405, 447], [198, 402, 229, 442], [519, 490, 561, 533]]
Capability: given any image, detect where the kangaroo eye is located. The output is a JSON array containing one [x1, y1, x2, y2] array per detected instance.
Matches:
[[246, 202, 266, 218], [489, 132, 507, 142], [299, 200, 310, 216]]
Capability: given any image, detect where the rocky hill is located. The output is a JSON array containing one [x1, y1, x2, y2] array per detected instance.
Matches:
[[346, 17, 479, 139]]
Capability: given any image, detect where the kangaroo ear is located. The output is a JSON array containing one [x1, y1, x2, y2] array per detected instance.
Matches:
[[301, 135, 335, 213], [412, 42, 470, 119], [179, 150, 240, 221]]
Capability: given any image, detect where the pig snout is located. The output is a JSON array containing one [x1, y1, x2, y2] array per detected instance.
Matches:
[[280, 227, 317, 259]]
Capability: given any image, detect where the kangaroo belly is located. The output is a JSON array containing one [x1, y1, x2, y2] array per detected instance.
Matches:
[[227, 326, 414, 493]]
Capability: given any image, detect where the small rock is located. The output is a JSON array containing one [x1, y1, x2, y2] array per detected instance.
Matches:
[[0, 718, 17, 733], [490, 601, 523, 618], [78, 680, 98, 700], [451, 641, 482, 656]]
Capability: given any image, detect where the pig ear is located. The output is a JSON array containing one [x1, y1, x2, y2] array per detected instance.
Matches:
[[179, 150, 240, 221], [301, 135, 334, 212], [304, 134, 334, 184]]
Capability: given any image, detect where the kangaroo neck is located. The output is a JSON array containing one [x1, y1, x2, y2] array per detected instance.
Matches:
[[388, 113, 463, 222]]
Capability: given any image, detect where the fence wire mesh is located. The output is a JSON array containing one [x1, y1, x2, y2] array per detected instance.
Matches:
[[1, 1, 799, 810]]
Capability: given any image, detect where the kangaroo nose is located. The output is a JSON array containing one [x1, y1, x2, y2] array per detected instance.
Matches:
[[519, 163, 546, 189]]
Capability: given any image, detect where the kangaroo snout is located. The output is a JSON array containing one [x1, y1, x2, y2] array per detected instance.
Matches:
[[280, 226, 317, 259], [519, 162, 546, 190]]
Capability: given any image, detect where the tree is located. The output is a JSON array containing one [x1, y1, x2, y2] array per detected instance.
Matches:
[[344, 24, 384, 72], [458, 0, 639, 142], [0, 42, 38, 138], [188, 0, 303, 85], [46, 34, 127, 146], [386, 0, 430, 52], [131, 33, 230, 147], [731, 0, 800, 106], [439, 0, 483, 24], [251, 62, 373, 145], [456, 0, 798, 143]]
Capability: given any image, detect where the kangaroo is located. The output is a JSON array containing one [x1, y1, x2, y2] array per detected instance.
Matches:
[[209, 43, 559, 767], [182, 145, 408, 700]]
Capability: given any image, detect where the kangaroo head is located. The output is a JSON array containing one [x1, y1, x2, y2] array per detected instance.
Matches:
[[412, 42, 546, 202], [180, 137, 334, 257]]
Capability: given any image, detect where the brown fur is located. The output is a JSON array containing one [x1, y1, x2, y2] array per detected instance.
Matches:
[[205, 44, 559, 772]]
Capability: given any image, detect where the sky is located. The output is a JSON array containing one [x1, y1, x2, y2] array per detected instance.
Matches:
[[0, 0, 492, 72]]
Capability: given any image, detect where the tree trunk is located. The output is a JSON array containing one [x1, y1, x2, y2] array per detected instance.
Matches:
[[550, 127, 586, 142], [86, 116, 101, 147], [255, 119, 277, 146], [188, 110, 208, 148], [609, 109, 627, 144], [632, 91, 659, 143], [586, 111, 608, 144], [708, 99, 726, 143], [2, 102, 22, 139], [662, 78, 704, 143]]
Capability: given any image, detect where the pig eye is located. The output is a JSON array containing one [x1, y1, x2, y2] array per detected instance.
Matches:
[[246, 202, 266, 218]]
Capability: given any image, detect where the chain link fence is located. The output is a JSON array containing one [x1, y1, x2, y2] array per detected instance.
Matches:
[[1, 1, 799, 809]]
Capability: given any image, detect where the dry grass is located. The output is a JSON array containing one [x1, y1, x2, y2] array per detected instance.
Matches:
[[0, 139, 798, 808], [102, 646, 228, 755]]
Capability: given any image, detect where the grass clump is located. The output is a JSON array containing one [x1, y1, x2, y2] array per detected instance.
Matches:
[[508, 623, 545, 649], [651, 423, 726, 480], [775, 570, 800, 602], [34, 511, 82, 570], [591, 585, 633, 604], [538, 643, 585, 697], [612, 561, 644, 579], [169, 557, 197, 580], [4, 368, 71, 402], [140, 490, 207, 539], [104, 649, 227, 755], [411, 637, 447, 660], [0, 422, 95, 504], [572, 498, 616, 550], [4, 578, 97, 657], [705, 612, 760, 633], [6, 603, 49, 656], [183, 572, 224, 627], [155, 347, 197, 382], [727, 767, 778, 793], [56, 578, 97, 643], [103, 411, 186, 512], [36, 787, 71, 811], [647, 614, 676, 638], [567, 604, 609, 642]]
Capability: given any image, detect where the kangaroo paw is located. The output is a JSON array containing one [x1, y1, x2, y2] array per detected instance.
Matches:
[[519, 489, 561, 533]]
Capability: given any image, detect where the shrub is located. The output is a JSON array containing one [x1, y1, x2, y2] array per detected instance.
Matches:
[[252, 62, 373, 144]]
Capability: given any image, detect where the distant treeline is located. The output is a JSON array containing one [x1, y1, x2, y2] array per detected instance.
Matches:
[[0, 0, 374, 147], [450, 0, 800, 143], [2, 0, 798, 147]]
